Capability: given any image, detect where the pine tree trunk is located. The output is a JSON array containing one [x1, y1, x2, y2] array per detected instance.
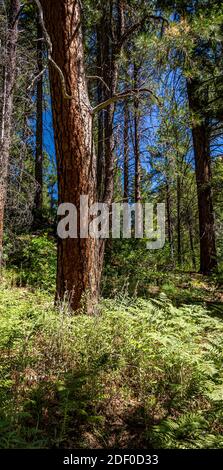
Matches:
[[166, 179, 174, 264], [187, 208, 196, 271], [40, 0, 100, 312], [33, 13, 43, 226], [96, 23, 105, 202], [103, 59, 118, 204], [0, 0, 20, 267], [133, 64, 141, 203], [103, 0, 124, 205], [187, 79, 217, 274], [177, 174, 182, 267], [123, 100, 129, 203]]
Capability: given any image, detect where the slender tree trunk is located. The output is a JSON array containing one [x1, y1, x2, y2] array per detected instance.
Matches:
[[123, 100, 129, 202], [103, 60, 118, 205], [40, 0, 100, 312], [177, 174, 182, 267], [96, 23, 105, 202], [103, 0, 124, 205], [166, 179, 174, 264], [133, 64, 141, 203], [98, 0, 125, 275], [33, 13, 43, 226], [187, 208, 196, 271], [0, 0, 20, 267], [0, 5, 5, 132], [187, 79, 217, 274]]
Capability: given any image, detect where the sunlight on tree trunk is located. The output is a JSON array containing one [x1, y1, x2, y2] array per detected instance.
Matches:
[[39, 0, 101, 312]]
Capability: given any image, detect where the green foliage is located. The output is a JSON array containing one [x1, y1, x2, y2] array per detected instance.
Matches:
[[103, 240, 221, 310], [103, 238, 176, 297], [0, 0, 223, 451], [6, 235, 56, 292], [0, 283, 223, 448]]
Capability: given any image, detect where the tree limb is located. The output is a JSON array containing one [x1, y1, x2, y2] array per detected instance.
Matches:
[[119, 15, 169, 47], [92, 88, 161, 114], [12, 3, 26, 27], [86, 75, 110, 93], [33, 0, 73, 100], [28, 66, 47, 91]]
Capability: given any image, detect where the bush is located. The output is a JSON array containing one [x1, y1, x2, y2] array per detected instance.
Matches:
[[5, 234, 56, 292]]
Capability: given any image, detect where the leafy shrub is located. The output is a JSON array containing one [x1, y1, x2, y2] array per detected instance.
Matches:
[[6, 234, 56, 292]]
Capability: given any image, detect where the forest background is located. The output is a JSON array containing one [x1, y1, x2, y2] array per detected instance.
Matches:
[[0, 0, 223, 450]]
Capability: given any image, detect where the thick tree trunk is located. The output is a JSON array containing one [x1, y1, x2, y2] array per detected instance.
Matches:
[[187, 79, 217, 274], [0, 0, 20, 267], [33, 13, 43, 226], [40, 0, 100, 312]]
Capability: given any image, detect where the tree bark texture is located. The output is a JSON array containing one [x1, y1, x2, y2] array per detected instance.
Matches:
[[40, 0, 101, 312], [187, 78, 217, 274]]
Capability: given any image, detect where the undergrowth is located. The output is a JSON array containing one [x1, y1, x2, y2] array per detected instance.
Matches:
[[0, 280, 223, 449]]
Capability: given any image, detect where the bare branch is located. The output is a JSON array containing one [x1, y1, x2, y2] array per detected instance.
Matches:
[[92, 88, 161, 114], [86, 75, 110, 93], [12, 3, 26, 26], [28, 66, 47, 92], [33, 0, 73, 100], [119, 15, 169, 46]]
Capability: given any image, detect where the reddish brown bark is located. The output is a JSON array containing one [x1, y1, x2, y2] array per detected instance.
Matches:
[[40, 0, 100, 312]]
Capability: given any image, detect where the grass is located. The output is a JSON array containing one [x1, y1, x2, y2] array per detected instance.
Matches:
[[0, 274, 223, 449]]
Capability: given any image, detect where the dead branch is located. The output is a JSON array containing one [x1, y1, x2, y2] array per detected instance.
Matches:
[[86, 75, 110, 93], [92, 88, 161, 114], [33, 0, 73, 100]]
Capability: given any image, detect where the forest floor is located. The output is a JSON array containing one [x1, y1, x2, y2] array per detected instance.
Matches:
[[0, 271, 223, 449], [147, 273, 223, 313]]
